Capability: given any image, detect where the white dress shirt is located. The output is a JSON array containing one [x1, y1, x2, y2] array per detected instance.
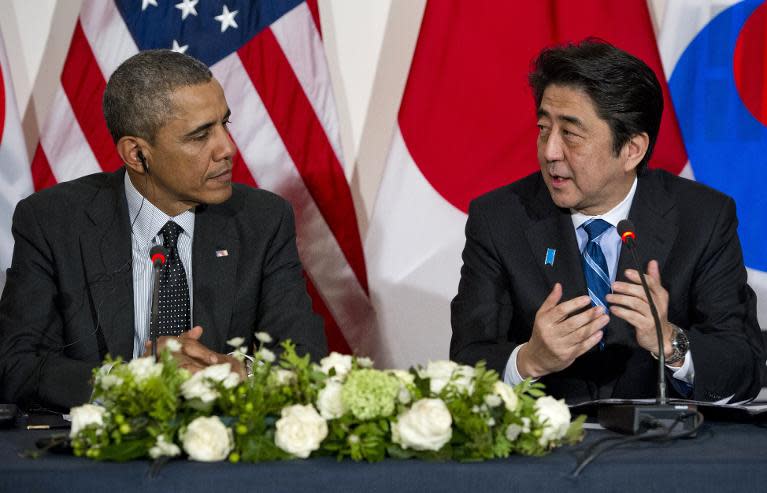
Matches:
[[504, 177, 695, 386], [125, 173, 195, 358]]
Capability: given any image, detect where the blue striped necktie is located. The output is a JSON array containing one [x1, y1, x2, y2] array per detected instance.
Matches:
[[581, 219, 612, 349]]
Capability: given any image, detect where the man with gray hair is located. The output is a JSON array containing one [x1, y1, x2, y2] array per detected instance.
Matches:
[[0, 50, 327, 411]]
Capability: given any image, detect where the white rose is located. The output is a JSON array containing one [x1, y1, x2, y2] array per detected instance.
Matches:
[[226, 337, 245, 348], [274, 404, 328, 458], [391, 398, 452, 451], [127, 356, 162, 384], [181, 373, 219, 403], [419, 360, 458, 394], [398, 388, 412, 404], [319, 352, 353, 378], [493, 381, 519, 412], [534, 396, 571, 446], [165, 338, 182, 353], [98, 374, 123, 390], [255, 331, 273, 343], [316, 379, 346, 419], [505, 423, 523, 441], [182, 416, 233, 462], [453, 365, 475, 394], [257, 348, 276, 363], [201, 363, 240, 389], [389, 370, 415, 386], [356, 356, 374, 368], [149, 434, 181, 459], [484, 393, 502, 408], [69, 404, 106, 438], [273, 368, 296, 386]]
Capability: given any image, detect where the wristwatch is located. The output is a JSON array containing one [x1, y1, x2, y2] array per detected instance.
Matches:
[[651, 323, 689, 365]]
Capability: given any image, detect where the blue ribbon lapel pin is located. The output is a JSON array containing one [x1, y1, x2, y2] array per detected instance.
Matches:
[[544, 248, 556, 267]]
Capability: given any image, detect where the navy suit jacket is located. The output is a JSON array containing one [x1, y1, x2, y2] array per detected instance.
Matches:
[[450, 170, 762, 403], [0, 169, 327, 410]]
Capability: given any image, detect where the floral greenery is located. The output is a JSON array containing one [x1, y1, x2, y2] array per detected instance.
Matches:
[[69, 336, 585, 463]]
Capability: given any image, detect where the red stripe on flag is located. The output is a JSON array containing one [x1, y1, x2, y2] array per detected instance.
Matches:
[[306, 275, 352, 354], [232, 150, 258, 188], [30, 144, 57, 191], [238, 29, 368, 293], [60, 21, 122, 172], [306, 0, 322, 37]]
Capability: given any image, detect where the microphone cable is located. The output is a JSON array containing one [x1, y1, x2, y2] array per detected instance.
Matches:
[[571, 410, 704, 477]]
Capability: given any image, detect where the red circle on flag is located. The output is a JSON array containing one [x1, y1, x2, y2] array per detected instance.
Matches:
[[734, 2, 767, 127], [399, 3, 688, 214]]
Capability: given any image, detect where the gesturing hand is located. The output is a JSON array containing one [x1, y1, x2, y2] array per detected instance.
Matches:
[[518, 283, 609, 379], [606, 260, 675, 363]]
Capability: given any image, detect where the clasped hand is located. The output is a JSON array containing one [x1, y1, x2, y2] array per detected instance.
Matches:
[[143, 325, 247, 379]]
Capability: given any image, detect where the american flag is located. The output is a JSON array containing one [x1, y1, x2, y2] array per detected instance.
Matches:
[[0, 26, 33, 290], [27, 0, 374, 354]]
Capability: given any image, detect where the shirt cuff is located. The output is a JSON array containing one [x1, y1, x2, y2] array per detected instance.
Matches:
[[503, 343, 530, 386], [670, 349, 694, 385]]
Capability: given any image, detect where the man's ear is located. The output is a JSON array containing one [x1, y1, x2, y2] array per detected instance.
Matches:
[[623, 132, 649, 172], [117, 137, 151, 175]]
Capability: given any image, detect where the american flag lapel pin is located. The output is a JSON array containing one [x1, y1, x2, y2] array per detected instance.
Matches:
[[215, 249, 229, 258], [544, 248, 556, 266]]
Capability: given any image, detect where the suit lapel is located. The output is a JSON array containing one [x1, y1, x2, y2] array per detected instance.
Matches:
[[192, 204, 239, 352], [525, 181, 587, 301], [80, 170, 134, 360], [623, 173, 677, 278]]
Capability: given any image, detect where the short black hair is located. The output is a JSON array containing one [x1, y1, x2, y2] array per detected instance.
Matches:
[[529, 39, 663, 173], [103, 50, 213, 144]]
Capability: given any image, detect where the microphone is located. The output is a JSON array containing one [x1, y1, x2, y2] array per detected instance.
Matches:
[[597, 220, 698, 435], [150, 244, 166, 269], [617, 220, 667, 403], [149, 245, 167, 360]]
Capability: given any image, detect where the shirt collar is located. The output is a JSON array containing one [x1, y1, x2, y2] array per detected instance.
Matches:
[[570, 176, 638, 230], [124, 172, 196, 246]]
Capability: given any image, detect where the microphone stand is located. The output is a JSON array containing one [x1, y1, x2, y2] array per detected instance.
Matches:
[[150, 263, 161, 360], [597, 221, 698, 435], [149, 245, 167, 361], [627, 242, 667, 404]]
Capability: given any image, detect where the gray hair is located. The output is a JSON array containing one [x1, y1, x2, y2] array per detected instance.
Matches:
[[103, 49, 213, 144]]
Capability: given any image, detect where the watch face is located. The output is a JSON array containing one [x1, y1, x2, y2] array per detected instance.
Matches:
[[671, 326, 689, 355]]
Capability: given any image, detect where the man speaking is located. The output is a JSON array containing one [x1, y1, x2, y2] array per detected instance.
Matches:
[[451, 40, 762, 404], [0, 50, 327, 411]]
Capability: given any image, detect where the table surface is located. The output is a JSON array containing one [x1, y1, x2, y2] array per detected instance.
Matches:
[[2, 421, 767, 492]]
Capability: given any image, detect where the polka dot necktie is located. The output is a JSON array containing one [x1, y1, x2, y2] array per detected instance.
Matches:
[[155, 221, 190, 336], [581, 218, 612, 350]]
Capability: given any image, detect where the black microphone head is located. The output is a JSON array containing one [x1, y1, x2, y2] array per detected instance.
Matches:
[[149, 244, 168, 267], [617, 219, 635, 237], [617, 219, 637, 245]]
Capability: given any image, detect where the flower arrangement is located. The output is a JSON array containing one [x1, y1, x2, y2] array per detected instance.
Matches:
[[69, 334, 584, 463]]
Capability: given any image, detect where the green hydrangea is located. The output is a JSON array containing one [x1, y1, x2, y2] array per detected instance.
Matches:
[[341, 369, 399, 420]]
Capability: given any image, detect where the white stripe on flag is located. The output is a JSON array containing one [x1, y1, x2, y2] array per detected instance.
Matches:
[[0, 32, 34, 289], [39, 87, 102, 183], [80, 0, 139, 78]]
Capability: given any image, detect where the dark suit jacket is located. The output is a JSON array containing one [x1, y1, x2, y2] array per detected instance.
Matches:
[[0, 169, 327, 410], [450, 170, 763, 403]]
